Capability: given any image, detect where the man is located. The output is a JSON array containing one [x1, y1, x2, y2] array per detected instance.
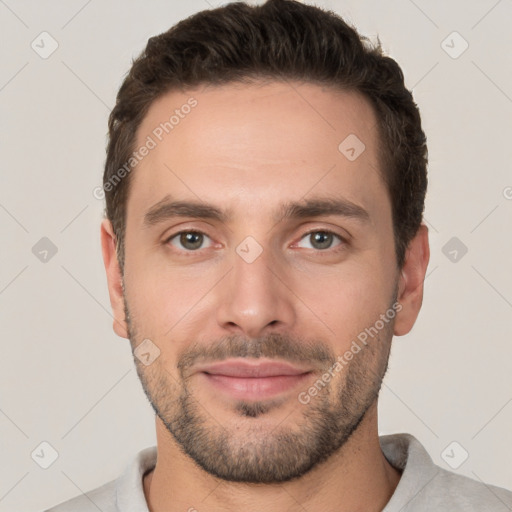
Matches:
[[46, 0, 512, 510]]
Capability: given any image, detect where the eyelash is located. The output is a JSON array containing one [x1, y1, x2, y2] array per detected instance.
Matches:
[[164, 229, 347, 253]]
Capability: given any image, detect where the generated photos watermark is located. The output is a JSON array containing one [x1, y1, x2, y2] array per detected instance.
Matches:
[[298, 301, 403, 405], [93, 97, 198, 200]]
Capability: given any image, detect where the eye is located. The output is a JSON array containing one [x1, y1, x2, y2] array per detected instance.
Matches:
[[296, 230, 344, 250], [166, 231, 213, 251]]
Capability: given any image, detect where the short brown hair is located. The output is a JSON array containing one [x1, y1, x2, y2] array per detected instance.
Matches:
[[104, 0, 427, 270]]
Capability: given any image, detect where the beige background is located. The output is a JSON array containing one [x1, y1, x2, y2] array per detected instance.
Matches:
[[1, 0, 511, 510]]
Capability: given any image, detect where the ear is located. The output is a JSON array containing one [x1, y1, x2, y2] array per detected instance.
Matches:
[[100, 219, 129, 339], [394, 223, 430, 336]]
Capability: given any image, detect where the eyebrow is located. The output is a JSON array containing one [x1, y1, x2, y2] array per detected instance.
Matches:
[[277, 197, 370, 224], [143, 194, 370, 228], [143, 196, 228, 227]]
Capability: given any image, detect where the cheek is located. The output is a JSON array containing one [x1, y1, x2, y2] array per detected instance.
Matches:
[[124, 258, 207, 367], [123, 255, 218, 343], [291, 259, 393, 346]]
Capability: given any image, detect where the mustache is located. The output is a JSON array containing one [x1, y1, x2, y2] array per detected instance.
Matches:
[[177, 332, 335, 374]]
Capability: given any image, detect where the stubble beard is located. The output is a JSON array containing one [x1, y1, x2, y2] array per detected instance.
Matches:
[[125, 298, 395, 483]]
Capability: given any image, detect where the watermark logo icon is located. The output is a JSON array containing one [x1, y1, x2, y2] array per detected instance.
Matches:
[[441, 441, 469, 469], [442, 237, 468, 263], [236, 236, 263, 264], [338, 134, 366, 161], [134, 338, 161, 366], [31, 32, 59, 59], [32, 237, 58, 263], [31, 441, 59, 469], [441, 31, 469, 59]]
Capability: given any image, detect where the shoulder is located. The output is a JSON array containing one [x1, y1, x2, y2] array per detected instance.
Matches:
[[413, 466, 512, 511], [41, 445, 156, 512], [380, 433, 512, 511]]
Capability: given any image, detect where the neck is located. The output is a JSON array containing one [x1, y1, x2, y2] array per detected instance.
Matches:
[[143, 404, 402, 512]]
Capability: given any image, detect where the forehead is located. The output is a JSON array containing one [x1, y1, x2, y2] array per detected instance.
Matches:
[[129, 81, 388, 224]]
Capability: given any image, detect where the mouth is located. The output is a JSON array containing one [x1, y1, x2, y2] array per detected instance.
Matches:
[[194, 359, 314, 401]]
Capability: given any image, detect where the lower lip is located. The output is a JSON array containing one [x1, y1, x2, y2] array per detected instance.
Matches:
[[200, 372, 312, 401]]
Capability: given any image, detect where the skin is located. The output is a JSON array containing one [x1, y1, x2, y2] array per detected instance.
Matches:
[[101, 81, 430, 512]]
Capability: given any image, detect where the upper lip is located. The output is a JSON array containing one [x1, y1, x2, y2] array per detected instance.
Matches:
[[195, 359, 312, 378]]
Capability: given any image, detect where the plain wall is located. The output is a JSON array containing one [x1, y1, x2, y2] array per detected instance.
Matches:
[[1, 1, 511, 510]]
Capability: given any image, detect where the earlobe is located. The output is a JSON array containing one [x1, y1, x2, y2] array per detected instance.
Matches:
[[393, 223, 430, 336], [100, 219, 129, 339]]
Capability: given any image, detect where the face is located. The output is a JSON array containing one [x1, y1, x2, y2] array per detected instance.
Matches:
[[102, 81, 427, 483]]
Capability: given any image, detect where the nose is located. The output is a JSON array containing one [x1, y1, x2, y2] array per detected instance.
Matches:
[[216, 244, 296, 339]]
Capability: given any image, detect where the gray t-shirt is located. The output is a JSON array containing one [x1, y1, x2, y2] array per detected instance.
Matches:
[[44, 433, 512, 511]]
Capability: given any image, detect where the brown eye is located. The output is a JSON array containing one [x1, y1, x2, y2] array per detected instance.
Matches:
[[168, 231, 212, 251]]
